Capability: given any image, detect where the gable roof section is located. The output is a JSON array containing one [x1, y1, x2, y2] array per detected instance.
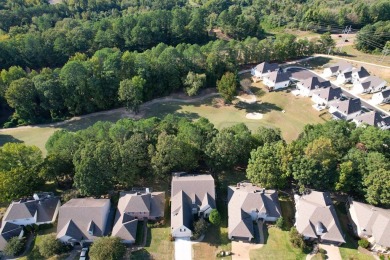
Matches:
[[56, 198, 110, 241], [3, 197, 60, 223], [265, 71, 290, 83], [171, 190, 192, 232], [0, 222, 23, 251], [360, 76, 386, 89], [312, 87, 342, 101], [331, 98, 361, 115], [111, 212, 138, 242], [328, 62, 353, 73], [254, 62, 279, 74], [295, 191, 345, 244], [349, 201, 390, 247], [354, 111, 390, 127], [381, 89, 390, 99], [353, 67, 370, 79], [228, 183, 281, 239]]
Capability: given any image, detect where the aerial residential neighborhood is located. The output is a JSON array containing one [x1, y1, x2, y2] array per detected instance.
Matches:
[[0, 0, 389, 260]]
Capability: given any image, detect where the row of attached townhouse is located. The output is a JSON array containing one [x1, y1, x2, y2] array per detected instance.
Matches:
[[251, 62, 291, 91]]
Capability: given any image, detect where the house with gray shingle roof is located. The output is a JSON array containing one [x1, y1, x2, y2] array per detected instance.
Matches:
[[352, 111, 390, 129], [371, 89, 390, 105], [323, 62, 353, 78], [0, 222, 24, 251], [228, 182, 281, 241], [170, 173, 215, 238], [352, 66, 370, 83], [294, 191, 345, 245], [3, 192, 60, 226], [329, 98, 362, 121], [56, 198, 110, 245], [296, 77, 331, 97], [263, 71, 291, 91], [251, 62, 279, 81], [112, 189, 165, 244], [336, 71, 353, 84], [311, 86, 342, 107], [348, 200, 390, 250], [352, 76, 387, 94]]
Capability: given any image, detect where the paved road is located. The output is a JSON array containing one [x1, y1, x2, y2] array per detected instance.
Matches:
[[315, 54, 390, 69], [285, 67, 390, 116]]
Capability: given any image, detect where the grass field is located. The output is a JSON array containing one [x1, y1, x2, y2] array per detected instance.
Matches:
[[249, 227, 307, 260]]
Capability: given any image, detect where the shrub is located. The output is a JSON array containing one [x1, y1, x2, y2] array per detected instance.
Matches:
[[4, 237, 25, 256], [36, 234, 65, 258], [89, 237, 125, 260], [209, 209, 221, 226], [275, 217, 284, 229], [289, 227, 306, 250], [358, 238, 370, 249], [192, 218, 208, 240]]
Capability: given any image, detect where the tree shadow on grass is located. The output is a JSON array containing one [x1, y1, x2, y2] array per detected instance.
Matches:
[[234, 101, 282, 114], [0, 134, 22, 146], [130, 248, 152, 260]]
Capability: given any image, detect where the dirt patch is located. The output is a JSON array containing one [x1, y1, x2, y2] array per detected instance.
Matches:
[[232, 241, 263, 260], [246, 112, 263, 120]]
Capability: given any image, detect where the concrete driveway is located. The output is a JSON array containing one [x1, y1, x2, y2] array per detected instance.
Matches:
[[319, 243, 342, 260], [175, 237, 192, 260]]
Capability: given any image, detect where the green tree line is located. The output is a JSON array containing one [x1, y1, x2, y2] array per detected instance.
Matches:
[[1, 34, 327, 126]]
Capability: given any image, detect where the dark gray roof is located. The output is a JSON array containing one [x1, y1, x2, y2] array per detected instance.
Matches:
[[353, 67, 370, 78], [332, 98, 361, 115], [112, 212, 138, 242], [266, 71, 290, 84], [4, 197, 60, 223], [300, 77, 331, 90], [343, 71, 352, 78], [381, 89, 390, 99], [328, 62, 353, 73], [354, 111, 390, 127], [360, 76, 386, 89], [254, 62, 279, 74], [312, 87, 342, 101], [0, 222, 23, 250]]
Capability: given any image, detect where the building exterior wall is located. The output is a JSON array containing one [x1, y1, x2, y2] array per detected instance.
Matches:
[[172, 226, 192, 238], [274, 80, 290, 90], [371, 93, 384, 105], [323, 68, 334, 78], [297, 83, 311, 97], [311, 95, 327, 105]]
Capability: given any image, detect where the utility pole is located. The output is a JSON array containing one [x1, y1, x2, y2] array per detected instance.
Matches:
[[338, 25, 352, 53], [380, 47, 389, 62], [327, 47, 332, 55]]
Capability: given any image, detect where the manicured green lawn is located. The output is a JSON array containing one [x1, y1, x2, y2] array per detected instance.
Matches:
[[249, 227, 307, 260]]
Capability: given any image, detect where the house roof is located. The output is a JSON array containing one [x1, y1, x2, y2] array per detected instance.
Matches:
[[380, 89, 390, 99], [56, 198, 110, 242], [264, 71, 290, 84], [342, 71, 352, 78], [254, 62, 279, 74], [331, 98, 361, 115], [353, 111, 390, 127], [299, 77, 331, 90], [112, 191, 165, 241], [228, 183, 281, 239], [328, 62, 353, 73], [360, 76, 386, 90], [3, 196, 60, 223], [349, 201, 390, 247], [0, 222, 23, 251], [171, 174, 215, 233], [312, 87, 342, 101], [352, 67, 370, 79], [295, 191, 345, 244]]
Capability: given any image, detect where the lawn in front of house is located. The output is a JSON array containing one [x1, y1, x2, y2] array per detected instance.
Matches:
[[334, 202, 375, 260], [249, 227, 307, 260]]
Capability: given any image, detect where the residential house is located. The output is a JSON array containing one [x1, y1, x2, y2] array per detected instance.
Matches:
[[311, 86, 342, 107], [348, 200, 390, 250], [227, 182, 281, 241], [263, 71, 291, 91], [56, 198, 110, 245], [352, 111, 390, 129], [251, 62, 279, 81], [336, 71, 353, 84], [328, 98, 362, 121], [296, 77, 331, 97], [352, 76, 387, 94], [2, 192, 60, 226], [323, 62, 353, 78], [112, 189, 165, 244], [170, 173, 215, 238], [351, 66, 370, 83], [0, 222, 24, 252], [294, 191, 345, 245], [371, 89, 390, 105]]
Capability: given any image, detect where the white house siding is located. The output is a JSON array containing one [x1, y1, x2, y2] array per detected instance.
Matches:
[[336, 74, 351, 84], [345, 111, 361, 121], [172, 226, 192, 238], [371, 92, 384, 105], [311, 95, 327, 106], [323, 68, 334, 78], [58, 235, 73, 244], [264, 79, 289, 91], [297, 83, 311, 97]]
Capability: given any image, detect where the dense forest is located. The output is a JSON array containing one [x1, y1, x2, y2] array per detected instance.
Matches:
[[0, 0, 389, 126], [1, 118, 389, 208]]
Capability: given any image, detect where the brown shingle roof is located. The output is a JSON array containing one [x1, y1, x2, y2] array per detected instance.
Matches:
[[331, 98, 361, 115], [254, 62, 279, 74]]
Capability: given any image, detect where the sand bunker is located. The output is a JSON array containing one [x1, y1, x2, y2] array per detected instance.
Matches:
[[246, 112, 263, 120]]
